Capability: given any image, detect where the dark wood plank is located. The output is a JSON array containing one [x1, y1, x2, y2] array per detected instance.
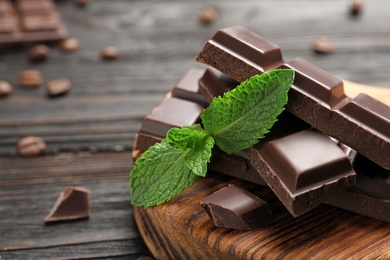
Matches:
[[0, 152, 152, 259], [2, 0, 390, 155]]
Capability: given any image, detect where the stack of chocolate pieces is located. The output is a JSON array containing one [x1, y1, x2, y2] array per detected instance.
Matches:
[[133, 26, 390, 229], [0, 0, 68, 49]]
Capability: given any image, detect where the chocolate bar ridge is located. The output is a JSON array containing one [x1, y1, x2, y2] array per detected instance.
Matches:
[[195, 25, 390, 170]]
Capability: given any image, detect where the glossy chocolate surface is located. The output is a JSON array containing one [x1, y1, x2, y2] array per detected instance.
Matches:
[[0, 0, 67, 48], [140, 96, 203, 138], [200, 184, 272, 230], [198, 67, 238, 103], [171, 67, 209, 106], [196, 26, 390, 170]]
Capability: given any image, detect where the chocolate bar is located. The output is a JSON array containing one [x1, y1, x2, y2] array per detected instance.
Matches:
[[200, 184, 272, 230], [246, 128, 356, 216], [0, 0, 67, 49], [195, 25, 390, 170], [324, 152, 390, 223]]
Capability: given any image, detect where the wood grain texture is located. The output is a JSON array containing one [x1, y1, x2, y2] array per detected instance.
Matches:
[[0, 152, 153, 259], [2, 0, 390, 156], [134, 174, 390, 260]]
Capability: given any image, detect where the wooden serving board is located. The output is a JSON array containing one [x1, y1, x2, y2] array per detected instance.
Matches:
[[133, 82, 390, 259]]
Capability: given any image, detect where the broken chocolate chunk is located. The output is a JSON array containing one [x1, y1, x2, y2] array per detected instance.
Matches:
[[44, 186, 91, 223], [201, 184, 272, 230]]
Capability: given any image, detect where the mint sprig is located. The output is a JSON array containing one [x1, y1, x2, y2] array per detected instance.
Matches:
[[130, 69, 294, 207], [201, 69, 294, 154]]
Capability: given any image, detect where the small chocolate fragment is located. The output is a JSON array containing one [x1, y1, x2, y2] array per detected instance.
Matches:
[[44, 186, 91, 223], [18, 69, 43, 88], [201, 184, 272, 230], [59, 38, 80, 52], [246, 128, 356, 216], [171, 67, 209, 106], [46, 78, 71, 97], [198, 7, 218, 24], [17, 136, 47, 156], [312, 37, 334, 54], [100, 46, 119, 60], [28, 44, 50, 62], [0, 80, 13, 97], [350, 0, 363, 16]]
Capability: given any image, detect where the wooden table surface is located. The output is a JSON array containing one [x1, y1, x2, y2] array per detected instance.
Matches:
[[1, 0, 390, 259]]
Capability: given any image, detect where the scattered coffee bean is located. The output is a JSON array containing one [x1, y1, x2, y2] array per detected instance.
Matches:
[[46, 78, 71, 97], [19, 70, 43, 88], [350, 0, 363, 16], [199, 7, 218, 24], [59, 38, 80, 52], [28, 44, 50, 62], [100, 46, 119, 60], [17, 136, 47, 156], [312, 37, 334, 54], [0, 80, 13, 97], [74, 0, 90, 7]]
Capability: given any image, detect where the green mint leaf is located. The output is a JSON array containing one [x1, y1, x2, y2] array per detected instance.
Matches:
[[167, 124, 215, 177], [130, 141, 199, 207], [201, 69, 294, 154]]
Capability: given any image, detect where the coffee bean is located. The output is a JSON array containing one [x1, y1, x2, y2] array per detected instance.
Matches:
[[74, 0, 90, 7], [28, 44, 50, 62], [350, 0, 363, 16], [312, 37, 334, 54], [59, 38, 80, 52], [199, 7, 218, 24], [0, 80, 13, 97], [19, 70, 43, 88], [100, 46, 119, 60], [46, 78, 71, 97], [17, 136, 47, 156]]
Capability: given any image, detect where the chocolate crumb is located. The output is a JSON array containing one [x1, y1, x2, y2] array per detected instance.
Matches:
[[46, 78, 72, 97], [199, 7, 218, 24], [312, 37, 334, 54], [17, 136, 47, 156], [350, 0, 363, 16], [100, 46, 119, 60], [28, 44, 50, 62], [0, 80, 13, 97], [59, 38, 80, 52], [18, 70, 43, 88]]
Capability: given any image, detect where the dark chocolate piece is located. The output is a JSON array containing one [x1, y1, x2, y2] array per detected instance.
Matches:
[[195, 26, 390, 170], [44, 186, 91, 223], [325, 153, 390, 223], [246, 128, 356, 216], [200, 184, 272, 230], [196, 25, 284, 83], [133, 95, 204, 151], [0, 0, 68, 49], [198, 67, 238, 104], [171, 67, 209, 106]]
